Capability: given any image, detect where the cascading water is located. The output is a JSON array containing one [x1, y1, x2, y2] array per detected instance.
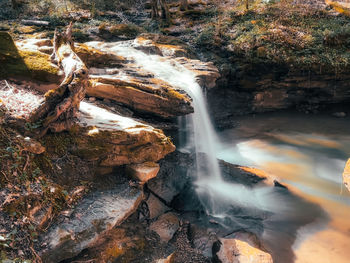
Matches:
[[86, 40, 289, 217], [87, 40, 225, 214]]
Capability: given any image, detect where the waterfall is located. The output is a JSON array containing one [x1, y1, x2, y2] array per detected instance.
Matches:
[[88, 41, 223, 213], [87, 41, 289, 218]]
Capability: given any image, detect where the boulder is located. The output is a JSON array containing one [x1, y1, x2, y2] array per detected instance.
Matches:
[[150, 212, 180, 243], [39, 182, 143, 262], [126, 162, 160, 183], [217, 238, 273, 263], [146, 193, 170, 219], [74, 102, 176, 166], [342, 159, 350, 192], [147, 152, 193, 203]]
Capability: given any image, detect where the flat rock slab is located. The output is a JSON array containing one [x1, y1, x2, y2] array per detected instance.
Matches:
[[39, 182, 143, 262], [76, 102, 175, 166]]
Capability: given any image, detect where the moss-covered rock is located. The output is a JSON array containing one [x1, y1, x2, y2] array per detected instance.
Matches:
[[74, 102, 176, 166], [0, 31, 59, 82], [98, 23, 143, 40], [75, 43, 126, 67]]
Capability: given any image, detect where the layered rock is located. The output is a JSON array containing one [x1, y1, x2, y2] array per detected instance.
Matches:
[[209, 70, 350, 127], [74, 102, 175, 166], [13, 34, 220, 118], [88, 75, 193, 118], [11, 34, 220, 119], [39, 182, 143, 262]]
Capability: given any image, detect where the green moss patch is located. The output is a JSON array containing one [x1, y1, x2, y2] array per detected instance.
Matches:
[[0, 31, 58, 81]]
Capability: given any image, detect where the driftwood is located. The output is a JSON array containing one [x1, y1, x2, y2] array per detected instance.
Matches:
[[30, 22, 88, 136], [151, 0, 170, 21], [21, 19, 50, 27]]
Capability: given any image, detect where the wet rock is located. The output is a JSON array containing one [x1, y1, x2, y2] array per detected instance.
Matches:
[[126, 162, 160, 183], [148, 152, 193, 203], [342, 159, 350, 192], [150, 212, 180, 243], [174, 57, 220, 89], [146, 193, 170, 219], [74, 102, 175, 166], [171, 221, 211, 263], [39, 181, 143, 262], [217, 238, 273, 263]]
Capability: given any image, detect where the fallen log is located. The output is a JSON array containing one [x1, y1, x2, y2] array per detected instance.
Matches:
[[21, 19, 50, 27], [30, 22, 88, 136]]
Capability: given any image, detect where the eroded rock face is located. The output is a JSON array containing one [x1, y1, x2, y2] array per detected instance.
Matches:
[[74, 102, 176, 166], [87, 75, 193, 118], [39, 182, 143, 263], [217, 238, 273, 263], [126, 162, 160, 183]]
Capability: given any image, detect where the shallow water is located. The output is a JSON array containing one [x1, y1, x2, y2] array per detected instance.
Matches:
[[217, 112, 350, 263]]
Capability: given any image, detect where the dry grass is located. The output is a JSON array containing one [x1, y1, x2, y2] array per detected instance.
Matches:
[[0, 80, 44, 119]]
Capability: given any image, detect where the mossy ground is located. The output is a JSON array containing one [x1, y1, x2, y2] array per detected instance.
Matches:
[[1, 0, 349, 77], [189, 0, 350, 74], [0, 122, 91, 262]]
